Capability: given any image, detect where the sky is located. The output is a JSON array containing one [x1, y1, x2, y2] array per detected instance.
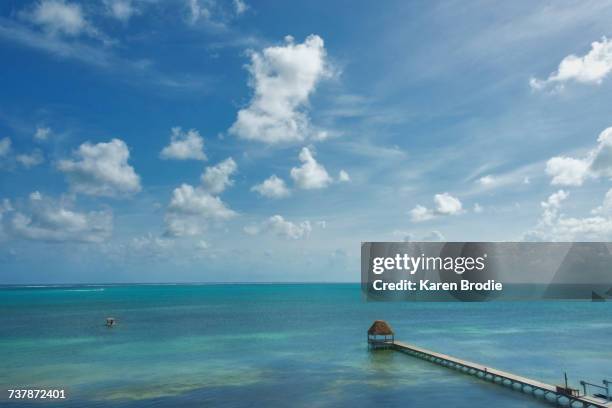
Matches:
[[2, 0, 612, 283]]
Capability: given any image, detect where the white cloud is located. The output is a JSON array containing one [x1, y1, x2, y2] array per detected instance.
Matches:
[[410, 193, 463, 222], [0, 137, 10, 157], [167, 184, 236, 218], [590, 127, 612, 178], [229, 35, 329, 144], [16, 149, 44, 168], [525, 189, 612, 241], [467, 162, 541, 194], [245, 215, 316, 240], [164, 183, 236, 237], [22, 0, 92, 37], [592, 188, 612, 215], [265, 215, 311, 239], [58, 138, 141, 197], [233, 0, 248, 15], [201, 157, 237, 194], [478, 175, 496, 187], [540, 189, 569, 226], [553, 216, 612, 239], [531, 37, 612, 91], [409, 205, 434, 222], [104, 0, 137, 22], [35, 126, 51, 141], [473, 203, 483, 213], [196, 239, 209, 250], [186, 0, 212, 25], [290, 147, 332, 189], [338, 169, 350, 182], [545, 156, 590, 186], [251, 175, 290, 198], [434, 193, 463, 215], [545, 126, 612, 186], [160, 127, 206, 161], [2, 192, 112, 243]]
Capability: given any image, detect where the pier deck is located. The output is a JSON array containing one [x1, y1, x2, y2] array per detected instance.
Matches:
[[392, 340, 612, 408]]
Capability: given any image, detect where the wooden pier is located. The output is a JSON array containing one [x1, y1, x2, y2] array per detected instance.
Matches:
[[368, 322, 612, 408], [393, 341, 612, 408]]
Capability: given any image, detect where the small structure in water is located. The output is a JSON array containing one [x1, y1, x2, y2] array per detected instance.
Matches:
[[368, 321, 612, 408], [367, 320, 394, 349], [105, 317, 116, 327]]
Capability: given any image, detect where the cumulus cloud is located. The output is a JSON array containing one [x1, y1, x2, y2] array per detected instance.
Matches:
[[338, 169, 350, 182], [160, 127, 206, 161], [524, 189, 612, 241], [590, 127, 612, 178], [545, 127, 612, 186], [530, 37, 612, 91], [540, 189, 569, 226], [251, 175, 290, 198], [552, 216, 612, 240], [229, 35, 330, 144], [2, 192, 112, 243], [546, 156, 590, 186], [58, 138, 141, 197], [164, 183, 236, 237], [290, 147, 332, 189], [265, 215, 312, 239], [35, 126, 51, 141], [0, 137, 11, 157], [410, 193, 463, 222], [201, 157, 237, 194], [409, 205, 434, 222], [244, 214, 320, 240], [16, 149, 45, 168], [592, 188, 612, 215], [167, 184, 236, 218], [434, 193, 463, 215]]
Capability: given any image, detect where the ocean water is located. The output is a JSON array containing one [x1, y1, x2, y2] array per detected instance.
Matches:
[[0, 284, 610, 407]]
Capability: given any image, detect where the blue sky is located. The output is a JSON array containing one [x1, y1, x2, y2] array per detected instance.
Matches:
[[2, 0, 612, 283]]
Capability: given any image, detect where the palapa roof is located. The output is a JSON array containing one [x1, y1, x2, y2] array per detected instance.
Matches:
[[368, 320, 394, 335]]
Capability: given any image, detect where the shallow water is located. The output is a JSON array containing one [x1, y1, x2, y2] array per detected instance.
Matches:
[[0, 284, 610, 407]]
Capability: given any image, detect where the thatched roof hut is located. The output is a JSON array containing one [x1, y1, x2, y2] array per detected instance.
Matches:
[[367, 320, 394, 349], [368, 320, 394, 336]]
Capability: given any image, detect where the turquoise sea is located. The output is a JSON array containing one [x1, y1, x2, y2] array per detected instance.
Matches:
[[1, 284, 611, 407]]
